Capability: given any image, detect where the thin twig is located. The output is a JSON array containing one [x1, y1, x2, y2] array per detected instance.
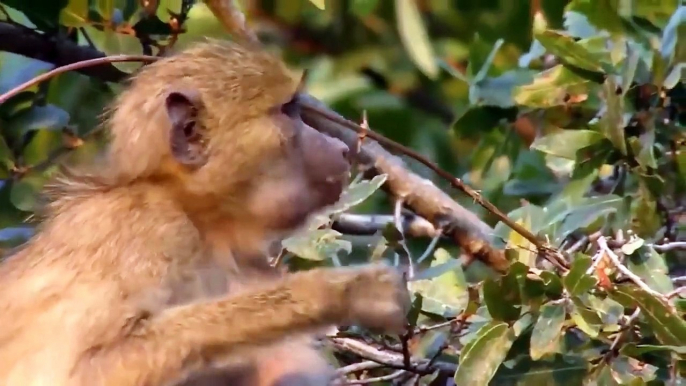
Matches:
[[652, 241, 686, 252], [336, 361, 385, 375], [393, 198, 414, 279], [605, 308, 641, 362], [341, 370, 407, 385], [329, 337, 456, 375], [585, 250, 604, 275], [0, 55, 158, 105], [597, 237, 666, 300], [417, 230, 443, 263], [331, 213, 441, 238]]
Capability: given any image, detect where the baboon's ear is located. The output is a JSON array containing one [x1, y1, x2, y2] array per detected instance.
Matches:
[[165, 89, 208, 168]]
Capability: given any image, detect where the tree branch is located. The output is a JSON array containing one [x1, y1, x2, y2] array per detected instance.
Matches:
[[300, 95, 510, 271], [0, 21, 127, 83]]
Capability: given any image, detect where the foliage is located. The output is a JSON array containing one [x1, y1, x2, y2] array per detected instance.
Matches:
[[0, 0, 685, 385]]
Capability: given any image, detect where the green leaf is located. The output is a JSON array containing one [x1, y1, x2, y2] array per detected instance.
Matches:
[[327, 174, 387, 214], [608, 355, 659, 384], [409, 249, 468, 317], [483, 275, 522, 322], [530, 301, 566, 360], [95, 0, 115, 20], [0, 53, 54, 96], [564, 0, 624, 36], [84, 27, 144, 73], [629, 131, 658, 170], [599, 76, 628, 155], [349, 0, 379, 17], [620, 41, 641, 95], [570, 297, 603, 338], [0, 136, 14, 178], [7, 104, 70, 135], [563, 254, 598, 296], [621, 343, 686, 356], [308, 0, 326, 10], [611, 285, 686, 346], [9, 174, 46, 212], [534, 30, 608, 73], [660, 6, 686, 63], [469, 70, 535, 108], [454, 321, 515, 386], [472, 39, 503, 84], [622, 238, 645, 256], [395, 0, 438, 79], [664, 63, 686, 89], [626, 246, 674, 295], [557, 195, 624, 238], [540, 271, 564, 298], [59, 0, 89, 27], [514, 65, 591, 108], [632, 0, 681, 27], [1, 0, 68, 30], [507, 215, 535, 267], [587, 295, 624, 326], [531, 129, 605, 160], [282, 229, 351, 261], [630, 182, 662, 238]]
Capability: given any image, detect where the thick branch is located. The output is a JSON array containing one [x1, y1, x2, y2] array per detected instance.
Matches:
[[300, 95, 508, 272], [0, 21, 127, 83]]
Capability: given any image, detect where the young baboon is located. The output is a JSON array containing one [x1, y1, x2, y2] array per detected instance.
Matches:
[[0, 40, 409, 386]]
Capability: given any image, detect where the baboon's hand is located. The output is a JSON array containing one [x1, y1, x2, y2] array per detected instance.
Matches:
[[337, 265, 410, 334]]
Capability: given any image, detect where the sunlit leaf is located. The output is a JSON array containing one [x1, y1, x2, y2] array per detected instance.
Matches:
[[395, 0, 438, 79], [96, 0, 115, 21], [531, 129, 605, 160], [611, 285, 686, 346], [326, 174, 387, 214], [514, 65, 591, 108], [308, 0, 326, 10], [621, 343, 686, 356], [599, 76, 628, 155], [535, 30, 609, 73], [530, 301, 566, 360], [84, 26, 145, 73], [563, 254, 598, 296], [625, 246, 674, 295], [59, 0, 89, 27], [570, 297, 603, 338], [282, 229, 351, 261], [409, 248, 468, 317], [472, 39, 503, 84], [454, 321, 515, 386]]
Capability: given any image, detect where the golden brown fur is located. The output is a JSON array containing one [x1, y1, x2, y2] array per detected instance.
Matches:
[[0, 40, 408, 386]]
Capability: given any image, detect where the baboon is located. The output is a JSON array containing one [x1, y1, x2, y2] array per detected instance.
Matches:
[[0, 40, 409, 386]]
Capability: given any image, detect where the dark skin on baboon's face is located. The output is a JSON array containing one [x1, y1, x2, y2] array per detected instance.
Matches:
[[106, 41, 351, 232]]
